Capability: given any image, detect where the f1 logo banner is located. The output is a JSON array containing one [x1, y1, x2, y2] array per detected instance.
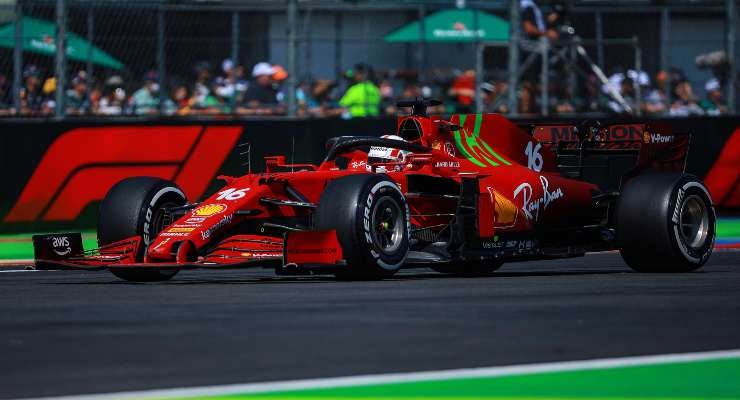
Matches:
[[4, 125, 242, 223], [703, 127, 740, 209]]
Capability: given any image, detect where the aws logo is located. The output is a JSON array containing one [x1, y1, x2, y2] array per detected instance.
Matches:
[[4, 125, 242, 223]]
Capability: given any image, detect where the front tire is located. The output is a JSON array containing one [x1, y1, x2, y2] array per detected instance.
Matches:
[[616, 173, 715, 272], [98, 177, 187, 282], [314, 174, 410, 279]]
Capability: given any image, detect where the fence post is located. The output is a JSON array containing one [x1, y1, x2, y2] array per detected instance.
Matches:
[[660, 7, 671, 108], [286, 0, 297, 116], [55, 0, 67, 118], [540, 38, 549, 116], [417, 5, 426, 85], [86, 9, 94, 84], [728, 0, 737, 113], [595, 11, 603, 69], [157, 6, 166, 115], [12, 2, 22, 114], [634, 36, 642, 116], [475, 43, 483, 113], [334, 11, 342, 82], [231, 11, 240, 113], [568, 37, 577, 104], [507, 0, 520, 115]]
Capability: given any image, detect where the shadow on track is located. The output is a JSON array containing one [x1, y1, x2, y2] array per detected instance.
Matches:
[[38, 267, 634, 285]]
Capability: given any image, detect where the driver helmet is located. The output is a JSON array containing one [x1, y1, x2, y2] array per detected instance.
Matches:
[[368, 135, 409, 166]]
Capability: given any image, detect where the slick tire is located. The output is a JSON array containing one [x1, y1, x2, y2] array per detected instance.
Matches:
[[616, 173, 715, 272], [98, 177, 187, 282], [430, 260, 503, 276], [314, 174, 410, 279]]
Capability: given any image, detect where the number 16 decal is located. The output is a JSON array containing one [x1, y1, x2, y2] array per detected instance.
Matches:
[[216, 188, 250, 201], [525, 141, 543, 172]]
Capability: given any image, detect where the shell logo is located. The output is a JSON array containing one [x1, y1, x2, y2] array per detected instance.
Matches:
[[192, 204, 227, 217], [489, 188, 518, 227]]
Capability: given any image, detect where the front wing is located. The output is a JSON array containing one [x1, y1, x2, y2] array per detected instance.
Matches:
[[32, 231, 344, 273]]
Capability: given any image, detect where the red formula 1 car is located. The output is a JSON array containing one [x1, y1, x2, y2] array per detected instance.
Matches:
[[33, 99, 715, 281]]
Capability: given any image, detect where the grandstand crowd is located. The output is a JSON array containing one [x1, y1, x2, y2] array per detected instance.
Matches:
[[0, 59, 730, 118]]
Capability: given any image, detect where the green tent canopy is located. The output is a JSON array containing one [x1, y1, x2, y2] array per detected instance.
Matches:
[[0, 16, 123, 70], [385, 9, 510, 43]]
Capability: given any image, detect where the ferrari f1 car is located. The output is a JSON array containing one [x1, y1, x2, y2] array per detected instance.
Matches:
[[33, 99, 715, 281]]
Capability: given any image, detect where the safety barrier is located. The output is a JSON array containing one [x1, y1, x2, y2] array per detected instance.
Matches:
[[0, 116, 736, 233]]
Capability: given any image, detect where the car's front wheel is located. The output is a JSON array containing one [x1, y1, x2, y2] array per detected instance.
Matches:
[[98, 177, 187, 282], [314, 174, 410, 279]]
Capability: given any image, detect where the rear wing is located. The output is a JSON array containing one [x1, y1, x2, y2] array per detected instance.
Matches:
[[532, 122, 689, 190]]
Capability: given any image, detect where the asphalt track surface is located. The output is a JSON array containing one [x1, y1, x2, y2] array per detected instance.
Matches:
[[1, 252, 739, 399]]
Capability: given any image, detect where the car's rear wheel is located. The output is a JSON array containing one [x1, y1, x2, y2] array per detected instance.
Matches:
[[616, 173, 715, 272], [430, 260, 503, 276], [98, 177, 186, 282], [314, 174, 409, 279]]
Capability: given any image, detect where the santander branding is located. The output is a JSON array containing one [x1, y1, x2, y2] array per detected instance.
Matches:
[[201, 214, 233, 240]]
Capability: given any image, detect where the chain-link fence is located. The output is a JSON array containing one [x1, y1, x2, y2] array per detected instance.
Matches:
[[0, 0, 736, 118]]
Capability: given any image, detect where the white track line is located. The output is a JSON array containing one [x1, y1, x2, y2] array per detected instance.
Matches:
[[0, 259, 33, 265], [0, 269, 41, 273], [21, 348, 740, 400]]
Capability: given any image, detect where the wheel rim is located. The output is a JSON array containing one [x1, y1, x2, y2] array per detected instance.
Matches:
[[149, 201, 178, 243], [678, 195, 709, 249], [370, 196, 404, 254]]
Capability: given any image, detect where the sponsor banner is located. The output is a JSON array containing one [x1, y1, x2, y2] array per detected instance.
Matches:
[[0, 117, 736, 233], [0, 118, 393, 233]]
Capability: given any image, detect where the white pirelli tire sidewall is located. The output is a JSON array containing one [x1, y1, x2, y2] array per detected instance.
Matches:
[[360, 179, 410, 270], [669, 180, 715, 266], [314, 174, 410, 278], [616, 173, 716, 272]]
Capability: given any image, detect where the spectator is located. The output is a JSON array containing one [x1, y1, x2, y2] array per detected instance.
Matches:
[[518, 81, 538, 115], [213, 59, 237, 108], [272, 64, 288, 105], [520, 0, 559, 41], [172, 84, 193, 115], [20, 65, 44, 115], [669, 80, 704, 117], [378, 79, 395, 115], [699, 78, 728, 116], [89, 85, 103, 115], [644, 70, 669, 116], [199, 79, 226, 115], [604, 75, 637, 115], [98, 76, 126, 116], [448, 69, 475, 113], [0, 74, 12, 115], [233, 64, 249, 103], [581, 73, 601, 113], [306, 79, 342, 118], [552, 83, 577, 115], [130, 71, 161, 115], [66, 72, 91, 115], [338, 63, 380, 118], [192, 61, 212, 109], [479, 82, 497, 112], [237, 62, 284, 115], [40, 77, 56, 115]]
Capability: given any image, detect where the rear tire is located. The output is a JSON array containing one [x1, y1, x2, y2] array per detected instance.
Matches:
[[616, 173, 715, 272], [98, 177, 187, 282], [314, 174, 410, 279], [431, 260, 503, 276]]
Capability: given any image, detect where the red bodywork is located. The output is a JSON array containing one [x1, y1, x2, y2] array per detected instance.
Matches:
[[34, 112, 687, 273]]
